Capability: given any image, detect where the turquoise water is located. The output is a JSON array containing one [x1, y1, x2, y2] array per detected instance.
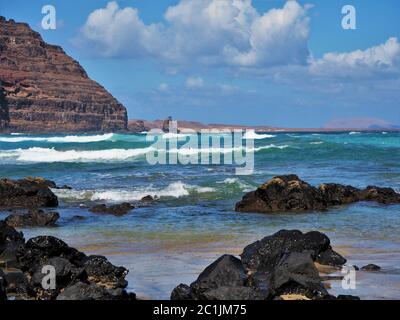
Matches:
[[0, 131, 399, 299]]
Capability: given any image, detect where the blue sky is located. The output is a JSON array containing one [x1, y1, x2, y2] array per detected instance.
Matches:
[[1, 0, 399, 128]]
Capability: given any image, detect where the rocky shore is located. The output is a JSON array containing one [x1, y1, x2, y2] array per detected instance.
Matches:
[[0, 175, 395, 300]]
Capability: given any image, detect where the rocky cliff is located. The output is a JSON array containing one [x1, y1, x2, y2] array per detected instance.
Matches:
[[0, 17, 127, 133]]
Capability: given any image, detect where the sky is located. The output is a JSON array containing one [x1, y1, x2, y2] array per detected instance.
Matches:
[[1, 0, 399, 128]]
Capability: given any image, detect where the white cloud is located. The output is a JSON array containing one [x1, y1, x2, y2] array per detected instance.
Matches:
[[79, 0, 311, 68], [185, 77, 204, 89], [310, 37, 400, 78], [158, 83, 169, 91]]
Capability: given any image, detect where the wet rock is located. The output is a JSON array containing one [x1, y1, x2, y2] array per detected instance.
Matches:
[[361, 264, 381, 271], [3, 269, 33, 297], [141, 195, 154, 202], [0, 178, 58, 209], [359, 186, 400, 204], [235, 175, 326, 213], [171, 255, 270, 300], [240, 230, 345, 271], [315, 247, 347, 267], [0, 220, 25, 268], [17, 236, 87, 273], [190, 255, 247, 298], [235, 174, 400, 213], [83, 255, 128, 289], [171, 284, 192, 300], [5, 209, 60, 228], [70, 215, 86, 221], [319, 183, 360, 205], [171, 230, 350, 301], [90, 203, 134, 216], [271, 252, 329, 299], [0, 269, 6, 300], [56, 282, 135, 300]]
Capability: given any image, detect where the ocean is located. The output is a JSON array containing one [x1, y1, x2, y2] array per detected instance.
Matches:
[[0, 131, 399, 299]]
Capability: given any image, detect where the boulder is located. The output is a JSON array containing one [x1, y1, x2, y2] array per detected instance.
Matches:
[[171, 255, 270, 300], [83, 255, 128, 289], [235, 175, 400, 213], [90, 203, 134, 216], [271, 252, 329, 299], [17, 236, 86, 273], [56, 282, 135, 300], [5, 209, 60, 228], [171, 284, 192, 300], [0, 178, 58, 209], [0, 220, 25, 268], [235, 175, 326, 213], [361, 264, 381, 271], [3, 269, 33, 297], [359, 186, 400, 204], [240, 230, 345, 271]]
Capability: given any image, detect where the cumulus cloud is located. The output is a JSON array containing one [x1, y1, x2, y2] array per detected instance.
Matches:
[[185, 77, 204, 89], [79, 0, 311, 68], [310, 37, 400, 79]]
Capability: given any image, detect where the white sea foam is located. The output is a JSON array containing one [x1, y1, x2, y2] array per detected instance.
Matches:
[[0, 133, 114, 143], [53, 181, 215, 202], [349, 131, 361, 135], [0, 144, 288, 163], [310, 141, 324, 145], [243, 130, 275, 140]]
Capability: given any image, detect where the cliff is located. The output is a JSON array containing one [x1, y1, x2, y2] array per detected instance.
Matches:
[[0, 17, 127, 133]]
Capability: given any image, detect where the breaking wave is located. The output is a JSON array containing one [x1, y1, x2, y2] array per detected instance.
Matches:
[[0, 144, 289, 163], [243, 130, 275, 140], [53, 181, 215, 202], [0, 133, 114, 143]]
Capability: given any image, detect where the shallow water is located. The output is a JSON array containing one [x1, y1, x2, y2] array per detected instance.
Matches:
[[0, 131, 399, 299]]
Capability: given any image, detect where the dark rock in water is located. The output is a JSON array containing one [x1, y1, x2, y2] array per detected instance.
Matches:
[[0, 178, 58, 209], [171, 284, 192, 300], [240, 230, 345, 271], [315, 247, 347, 267], [5, 209, 60, 228], [90, 203, 134, 216], [190, 255, 247, 298], [171, 255, 270, 300], [235, 175, 326, 213], [141, 195, 154, 202], [171, 230, 349, 301], [353, 265, 360, 271], [235, 174, 400, 213], [56, 282, 135, 300], [271, 252, 329, 299], [319, 183, 360, 205], [0, 220, 25, 268], [359, 186, 400, 204], [83, 255, 128, 289], [17, 236, 87, 273], [70, 215, 86, 221], [336, 295, 361, 300], [0, 269, 7, 300], [361, 264, 381, 271]]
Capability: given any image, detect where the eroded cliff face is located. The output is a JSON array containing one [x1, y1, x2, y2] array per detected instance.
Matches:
[[0, 16, 127, 133]]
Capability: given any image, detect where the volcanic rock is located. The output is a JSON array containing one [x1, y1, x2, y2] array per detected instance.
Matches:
[[5, 209, 59, 227], [0, 177, 58, 209], [90, 203, 134, 216], [235, 174, 400, 213], [361, 264, 381, 271], [0, 16, 127, 133]]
